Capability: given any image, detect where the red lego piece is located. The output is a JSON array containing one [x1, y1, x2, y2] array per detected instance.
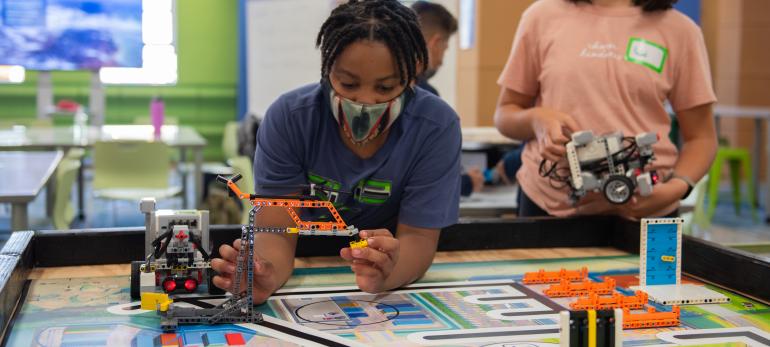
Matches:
[[225, 332, 246, 346], [158, 333, 181, 347]]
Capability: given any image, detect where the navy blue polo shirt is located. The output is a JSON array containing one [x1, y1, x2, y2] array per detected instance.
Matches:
[[253, 83, 461, 231]]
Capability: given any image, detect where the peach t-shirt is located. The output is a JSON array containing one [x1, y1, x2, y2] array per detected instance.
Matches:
[[498, 0, 716, 217]]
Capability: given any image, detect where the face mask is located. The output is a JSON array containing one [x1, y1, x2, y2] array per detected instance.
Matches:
[[329, 89, 407, 145]]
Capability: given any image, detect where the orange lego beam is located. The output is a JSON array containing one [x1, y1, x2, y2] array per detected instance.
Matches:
[[623, 306, 680, 329], [543, 278, 616, 297], [570, 290, 648, 310], [522, 267, 588, 284], [223, 175, 355, 233]]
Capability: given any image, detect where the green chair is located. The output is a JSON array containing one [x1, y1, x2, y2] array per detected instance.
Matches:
[[227, 156, 255, 224], [222, 121, 239, 161], [52, 158, 82, 230], [705, 146, 757, 222], [92, 141, 182, 203]]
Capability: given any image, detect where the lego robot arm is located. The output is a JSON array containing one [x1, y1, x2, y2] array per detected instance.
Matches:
[[151, 229, 174, 259], [189, 233, 211, 261]]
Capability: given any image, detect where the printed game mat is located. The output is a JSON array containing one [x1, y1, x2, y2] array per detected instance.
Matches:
[[5, 256, 769, 346]]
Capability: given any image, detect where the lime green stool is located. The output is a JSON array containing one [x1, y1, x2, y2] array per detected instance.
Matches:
[[52, 158, 82, 229], [705, 146, 757, 222]]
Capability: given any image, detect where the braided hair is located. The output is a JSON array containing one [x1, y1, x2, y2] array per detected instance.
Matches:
[[316, 0, 429, 86]]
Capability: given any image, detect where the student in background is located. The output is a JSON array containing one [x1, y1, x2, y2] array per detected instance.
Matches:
[[494, 0, 717, 218], [412, 1, 483, 196], [212, 0, 461, 303], [411, 0, 455, 97]]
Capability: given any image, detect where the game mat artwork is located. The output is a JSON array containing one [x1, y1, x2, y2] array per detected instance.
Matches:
[[4, 256, 770, 347]]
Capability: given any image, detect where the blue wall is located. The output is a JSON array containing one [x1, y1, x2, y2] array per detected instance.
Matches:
[[674, 0, 701, 25]]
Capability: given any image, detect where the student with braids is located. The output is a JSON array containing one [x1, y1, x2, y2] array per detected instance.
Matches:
[[494, 0, 717, 218], [211, 0, 461, 302]]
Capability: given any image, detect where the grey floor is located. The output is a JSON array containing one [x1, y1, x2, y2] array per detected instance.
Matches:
[[0, 168, 188, 232], [2, 170, 770, 261]]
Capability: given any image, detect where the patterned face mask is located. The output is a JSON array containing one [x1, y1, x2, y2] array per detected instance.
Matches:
[[329, 89, 406, 146]]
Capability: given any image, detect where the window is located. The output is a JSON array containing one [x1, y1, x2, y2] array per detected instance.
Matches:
[[0, 65, 25, 84], [0, 1, 177, 85], [99, 0, 177, 85]]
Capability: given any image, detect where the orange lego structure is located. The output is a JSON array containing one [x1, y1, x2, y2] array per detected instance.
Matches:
[[543, 278, 616, 297], [623, 306, 680, 329], [218, 174, 366, 249], [522, 267, 588, 284], [570, 290, 648, 310], [220, 174, 359, 236]]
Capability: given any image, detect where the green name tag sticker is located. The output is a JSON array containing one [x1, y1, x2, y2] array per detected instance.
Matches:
[[625, 37, 668, 73]]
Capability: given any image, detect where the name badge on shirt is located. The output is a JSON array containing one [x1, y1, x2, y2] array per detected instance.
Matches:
[[625, 37, 668, 74]]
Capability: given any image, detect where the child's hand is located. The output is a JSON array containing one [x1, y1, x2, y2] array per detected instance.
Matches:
[[531, 107, 579, 163], [340, 229, 399, 293], [467, 167, 485, 192], [615, 180, 687, 219], [211, 239, 277, 304]]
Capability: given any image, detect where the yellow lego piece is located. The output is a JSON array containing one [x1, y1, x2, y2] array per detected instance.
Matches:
[[349, 239, 368, 249], [661, 255, 675, 262], [141, 292, 173, 311], [287, 227, 299, 234]]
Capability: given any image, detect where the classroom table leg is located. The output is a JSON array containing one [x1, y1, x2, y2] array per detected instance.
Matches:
[[194, 148, 203, 209], [77, 156, 85, 220], [46, 168, 56, 218], [180, 148, 189, 208], [11, 203, 28, 231], [765, 118, 770, 223]]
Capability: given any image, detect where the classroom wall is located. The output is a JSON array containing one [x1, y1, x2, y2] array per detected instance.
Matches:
[[244, 0, 459, 119], [0, 0, 238, 161], [456, 0, 534, 127], [426, 0, 458, 108], [701, 0, 770, 179]]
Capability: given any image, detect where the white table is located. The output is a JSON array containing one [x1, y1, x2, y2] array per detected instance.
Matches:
[[462, 126, 521, 150], [460, 185, 519, 217], [0, 151, 63, 230], [713, 105, 770, 216]]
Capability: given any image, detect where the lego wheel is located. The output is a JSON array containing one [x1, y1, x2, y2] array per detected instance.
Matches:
[[603, 175, 634, 204], [207, 268, 226, 295], [130, 261, 143, 299]]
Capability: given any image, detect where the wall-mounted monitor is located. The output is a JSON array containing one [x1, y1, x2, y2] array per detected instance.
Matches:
[[0, 0, 142, 71]]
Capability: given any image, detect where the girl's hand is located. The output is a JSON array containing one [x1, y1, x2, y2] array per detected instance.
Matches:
[[467, 167, 485, 192], [564, 180, 687, 219], [615, 180, 688, 219], [340, 229, 399, 293], [211, 239, 278, 304], [531, 107, 579, 162]]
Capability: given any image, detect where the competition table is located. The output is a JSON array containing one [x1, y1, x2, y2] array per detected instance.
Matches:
[[0, 216, 768, 346]]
